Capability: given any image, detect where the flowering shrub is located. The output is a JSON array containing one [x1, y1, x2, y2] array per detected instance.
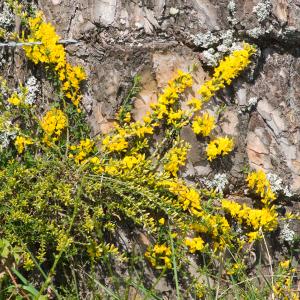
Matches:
[[23, 12, 86, 106], [206, 136, 234, 161], [145, 244, 172, 269], [14, 135, 33, 153], [192, 112, 215, 137], [40, 108, 68, 143], [0, 4, 299, 299], [198, 43, 256, 101]]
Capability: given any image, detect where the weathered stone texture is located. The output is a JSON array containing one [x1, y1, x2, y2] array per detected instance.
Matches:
[[243, 50, 300, 191], [0, 0, 295, 195]]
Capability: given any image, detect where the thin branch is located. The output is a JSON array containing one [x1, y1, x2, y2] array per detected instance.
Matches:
[[0, 39, 80, 47], [4, 266, 30, 300], [260, 229, 275, 300]]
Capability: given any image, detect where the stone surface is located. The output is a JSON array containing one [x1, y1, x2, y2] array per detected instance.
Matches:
[[10, 0, 296, 194], [0, 0, 299, 296]]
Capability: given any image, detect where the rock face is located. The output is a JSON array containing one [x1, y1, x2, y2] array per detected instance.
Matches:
[[2, 0, 300, 195], [33, 0, 300, 194]]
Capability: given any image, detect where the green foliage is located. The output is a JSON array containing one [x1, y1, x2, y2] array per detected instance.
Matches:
[[0, 2, 299, 299]]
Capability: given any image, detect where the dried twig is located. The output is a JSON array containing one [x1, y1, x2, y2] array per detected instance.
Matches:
[[0, 39, 80, 47], [260, 229, 275, 300], [4, 265, 30, 300]]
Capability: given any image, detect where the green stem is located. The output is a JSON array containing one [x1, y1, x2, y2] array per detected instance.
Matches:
[[35, 182, 83, 299], [24, 245, 61, 299], [169, 225, 181, 300]]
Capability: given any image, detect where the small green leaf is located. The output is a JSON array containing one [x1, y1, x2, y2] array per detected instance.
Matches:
[[22, 285, 39, 297], [12, 268, 28, 285]]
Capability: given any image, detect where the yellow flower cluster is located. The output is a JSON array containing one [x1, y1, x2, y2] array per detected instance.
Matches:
[[158, 217, 165, 225], [164, 143, 189, 177], [23, 13, 86, 106], [150, 70, 193, 123], [23, 12, 65, 65], [104, 74, 191, 154], [198, 43, 256, 102], [61, 63, 86, 107], [102, 133, 128, 153], [87, 242, 119, 259], [189, 46, 255, 164], [121, 154, 145, 170], [226, 261, 246, 276], [40, 108, 68, 143], [280, 260, 290, 269], [192, 112, 215, 137], [160, 180, 202, 217], [247, 231, 261, 242], [167, 109, 185, 126], [184, 237, 205, 253], [14, 136, 33, 154], [222, 200, 278, 233], [187, 97, 203, 112], [102, 154, 147, 177], [246, 170, 276, 205], [69, 139, 95, 164], [145, 243, 172, 269], [102, 120, 154, 153], [273, 260, 298, 300], [123, 112, 131, 123], [192, 214, 231, 251], [127, 121, 154, 138], [206, 136, 234, 161], [8, 92, 23, 106], [103, 71, 193, 155]]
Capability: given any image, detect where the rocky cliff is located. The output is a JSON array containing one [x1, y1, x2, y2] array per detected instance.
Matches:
[[26, 0, 298, 197], [1, 1, 300, 297]]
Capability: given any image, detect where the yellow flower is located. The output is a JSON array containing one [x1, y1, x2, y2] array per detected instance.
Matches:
[[15, 136, 33, 154], [124, 112, 131, 123], [246, 170, 276, 205], [23, 13, 86, 106], [108, 154, 146, 174], [206, 136, 234, 161], [143, 115, 151, 124], [23, 15, 65, 65], [69, 139, 95, 164], [280, 260, 290, 269], [163, 85, 179, 103], [104, 164, 119, 176], [160, 180, 202, 216], [171, 233, 177, 238], [192, 112, 215, 137], [187, 97, 202, 111], [185, 237, 205, 253], [226, 262, 245, 276], [158, 218, 165, 225], [150, 70, 193, 121], [145, 244, 172, 269], [40, 108, 68, 140], [122, 155, 143, 169], [198, 43, 256, 102], [222, 199, 241, 217], [247, 231, 261, 242], [102, 135, 128, 152], [8, 93, 22, 106], [164, 144, 189, 177], [222, 199, 278, 232], [167, 109, 184, 125], [133, 125, 153, 138], [90, 157, 101, 165]]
